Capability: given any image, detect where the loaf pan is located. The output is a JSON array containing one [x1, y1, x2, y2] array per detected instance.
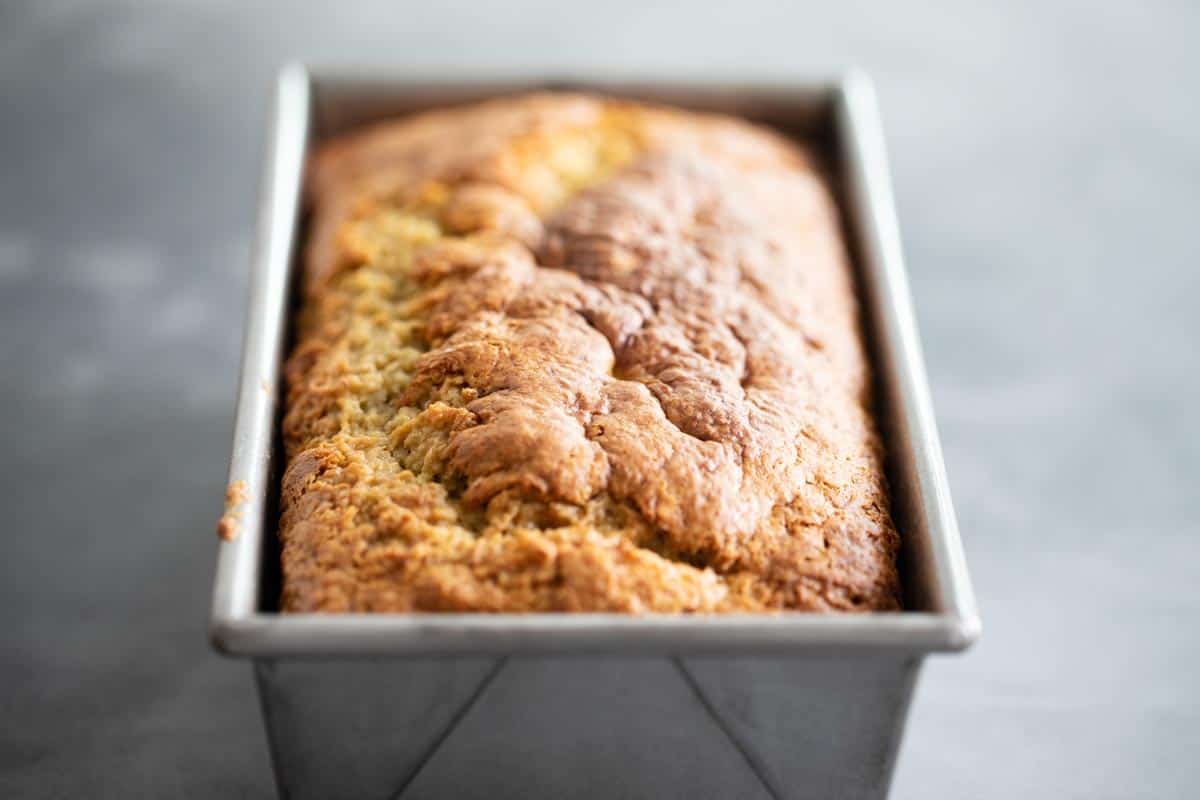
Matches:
[[211, 64, 980, 800]]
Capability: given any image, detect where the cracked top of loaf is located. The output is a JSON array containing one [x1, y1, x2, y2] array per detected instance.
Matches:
[[279, 93, 900, 613]]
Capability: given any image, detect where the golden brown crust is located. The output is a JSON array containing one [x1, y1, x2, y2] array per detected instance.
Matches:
[[280, 93, 900, 613]]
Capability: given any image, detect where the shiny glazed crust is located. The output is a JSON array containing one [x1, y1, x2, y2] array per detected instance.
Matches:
[[279, 93, 901, 612]]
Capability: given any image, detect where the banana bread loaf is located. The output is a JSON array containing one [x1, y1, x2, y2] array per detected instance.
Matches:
[[279, 93, 900, 613]]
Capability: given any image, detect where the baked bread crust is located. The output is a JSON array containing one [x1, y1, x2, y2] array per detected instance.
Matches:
[[280, 94, 901, 612]]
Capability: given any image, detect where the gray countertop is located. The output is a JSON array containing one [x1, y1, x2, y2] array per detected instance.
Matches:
[[2, 1, 1197, 797]]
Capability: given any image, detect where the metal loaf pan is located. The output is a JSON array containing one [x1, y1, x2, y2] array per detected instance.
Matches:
[[211, 64, 980, 800]]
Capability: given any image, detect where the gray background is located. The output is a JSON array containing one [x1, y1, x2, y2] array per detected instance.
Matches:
[[1, 0, 1196, 797]]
